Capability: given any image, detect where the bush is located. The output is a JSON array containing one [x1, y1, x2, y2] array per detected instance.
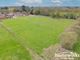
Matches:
[[59, 19, 80, 50], [34, 10, 41, 15], [59, 31, 78, 50]]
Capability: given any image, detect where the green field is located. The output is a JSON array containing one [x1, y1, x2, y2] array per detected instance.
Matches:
[[0, 16, 73, 60]]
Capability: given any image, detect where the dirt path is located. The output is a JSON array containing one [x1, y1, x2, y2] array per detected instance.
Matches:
[[41, 44, 80, 60], [0, 22, 44, 60]]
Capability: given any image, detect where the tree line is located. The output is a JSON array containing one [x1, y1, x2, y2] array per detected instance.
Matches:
[[0, 6, 80, 19]]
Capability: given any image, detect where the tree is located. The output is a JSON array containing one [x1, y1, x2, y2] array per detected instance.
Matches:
[[34, 10, 40, 15], [4, 7, 8, 10], [21, 5, 30, 12], [0, 7, 9, 13]]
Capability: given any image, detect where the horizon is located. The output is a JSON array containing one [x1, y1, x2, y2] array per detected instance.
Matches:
[[0, 0, 80, 7]]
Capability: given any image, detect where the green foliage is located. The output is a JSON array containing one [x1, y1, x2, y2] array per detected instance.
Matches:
[[21, 5, 30, 12], [0, 7, 80, 19], [31, 7, 80, 19], [34, 10, 41, 15]]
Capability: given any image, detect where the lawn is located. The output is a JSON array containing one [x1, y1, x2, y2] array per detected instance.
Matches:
[[0, 25, 31, 60], [0, 16, 73, 60]]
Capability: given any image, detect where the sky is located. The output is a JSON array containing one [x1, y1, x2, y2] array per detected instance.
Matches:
[[0, 0, 80, 7]]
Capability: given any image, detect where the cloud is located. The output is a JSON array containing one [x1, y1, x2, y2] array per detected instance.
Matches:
[[17, 0, 43, 4], [15, 0, 43, 6], [51, 0, 62, 3], [15, 2, 23, 6], [51, 0, 63, 6]]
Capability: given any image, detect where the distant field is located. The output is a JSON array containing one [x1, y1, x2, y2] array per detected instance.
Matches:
[[0, 16, 73, 60]]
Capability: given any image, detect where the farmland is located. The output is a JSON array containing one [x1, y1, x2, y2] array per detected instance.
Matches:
[[0, 16, 73, 60]]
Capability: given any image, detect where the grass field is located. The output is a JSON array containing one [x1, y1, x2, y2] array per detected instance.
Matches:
[[0, 16, 73, 60]]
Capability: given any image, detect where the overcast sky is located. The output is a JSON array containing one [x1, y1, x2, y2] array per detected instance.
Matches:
[[0, 0, 80, 7]]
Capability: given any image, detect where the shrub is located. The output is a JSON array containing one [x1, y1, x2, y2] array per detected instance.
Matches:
[[60, 31, 78, 50], [59, 19, 80, 50]]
